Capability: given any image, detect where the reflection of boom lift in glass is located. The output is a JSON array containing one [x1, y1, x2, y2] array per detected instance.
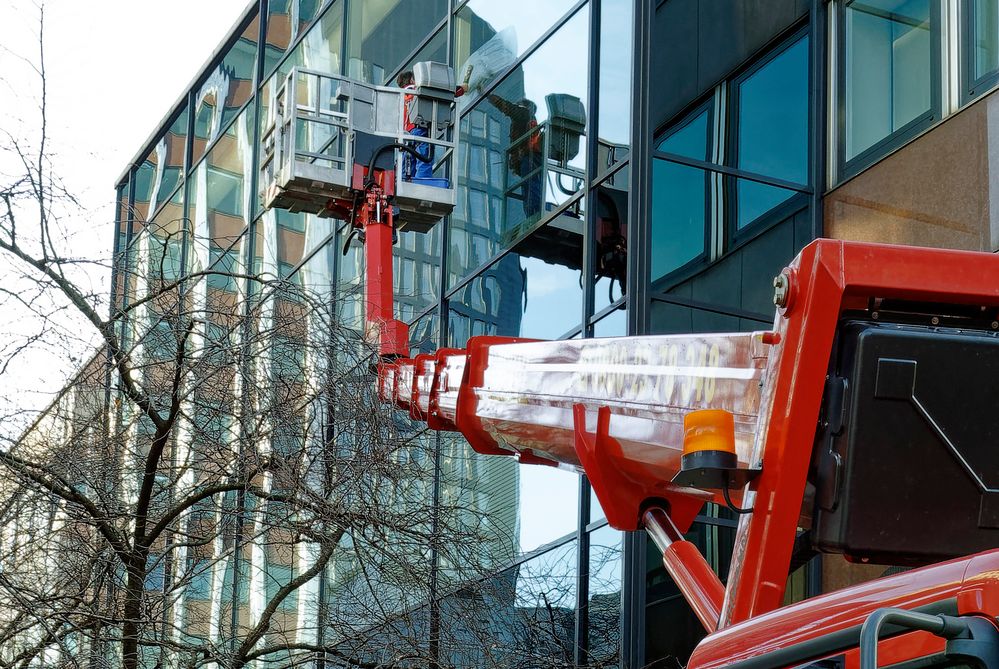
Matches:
[[260, 63, 457, 358], [501, 96, 629, 300], [501, 93, 587, 239]]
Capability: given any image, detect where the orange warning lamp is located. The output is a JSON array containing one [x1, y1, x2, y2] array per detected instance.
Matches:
[[672, 409, 760, 491]]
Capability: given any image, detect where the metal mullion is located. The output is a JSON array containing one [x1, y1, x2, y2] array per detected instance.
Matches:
[[430, 10, 456, 665], [179, 90, 196, 291], [590, 296, 627, 326], [810, 0, 829, 240], [652, 151, 812, 194], [623, 1, 653, 665], [582, 0, 601, 342], [575, 475, 592, 666], [585, 517, 610, 534]]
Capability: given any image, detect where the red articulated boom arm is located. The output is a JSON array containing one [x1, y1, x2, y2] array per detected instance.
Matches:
[[378, 239, 999, 637], [262, 64, 999, 669]]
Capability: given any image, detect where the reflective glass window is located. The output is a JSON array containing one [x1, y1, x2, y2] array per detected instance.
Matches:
[[145, 188, 186, 285], [651, 108, 711, 283], [592, 305, 626, 337], [588, 524, 622, 667], [593, 174, 629, 314], [263, 0, 327, 77], [409, 309, 439, 355], [596, 0, 633, 171], [449, 221, 584, 342], [438, 432, 579, 574], [345, 0, 446, 85], [590, 484, 605, 522], [454, 0, 581, 97], [440, 540, 578, 667], [192, 15, 259, 163], [398, 26, 448, 78], [844, 0, 934, 162], [449, 10, 589, 285], [188, 106, 254, 319], [733, 35, 809, 228], [133, 108, 189, 222]]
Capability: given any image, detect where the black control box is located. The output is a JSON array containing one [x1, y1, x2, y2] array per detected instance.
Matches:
[[812, 320, 999, 565]]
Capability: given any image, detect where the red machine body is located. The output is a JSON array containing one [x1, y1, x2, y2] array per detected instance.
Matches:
[[374, 239, 999, 668]]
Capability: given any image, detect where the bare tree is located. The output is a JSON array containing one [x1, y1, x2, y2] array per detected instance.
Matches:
[[0, 6, 607, 669]]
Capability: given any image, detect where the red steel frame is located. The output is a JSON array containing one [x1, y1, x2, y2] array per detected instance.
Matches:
[[368, 237, 999, 647], [719, 239, 999, 627]]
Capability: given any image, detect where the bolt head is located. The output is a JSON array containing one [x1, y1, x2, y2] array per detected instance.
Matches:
[[773, 273, 789, 307]]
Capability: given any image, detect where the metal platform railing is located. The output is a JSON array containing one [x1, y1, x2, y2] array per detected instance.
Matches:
[[260, 66, 457, 232]]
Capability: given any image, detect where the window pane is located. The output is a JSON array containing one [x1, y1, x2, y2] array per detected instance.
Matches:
[[192, 15, 259, 163], [449, 10, 590, 285], [589, 525, 622, 667], [594, 175, 629, 314], [650, 299, 768, 335], [735, 36, 808, 227], [133, 108, 189, 222], [596, 0, 633, 170], [592, 305, 626, 337], [188, 106, 254, 312], [449, 221, 584, 342], [441, 540, 578, 667], [656, 107, 710, 160], [263, 0, 327, 77], [454, 0, 580, 99], [845, 0, 933, 161], [650, 158, 708, 283], [346, 0, 447, 85], [398, 26, 449, 78], [395, 225, 442, 323]]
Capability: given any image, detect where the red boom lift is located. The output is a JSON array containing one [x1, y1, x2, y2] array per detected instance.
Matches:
[[263, 63, 999, 669]]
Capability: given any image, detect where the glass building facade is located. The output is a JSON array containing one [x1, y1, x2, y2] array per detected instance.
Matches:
[[107, 0, 999, 666]]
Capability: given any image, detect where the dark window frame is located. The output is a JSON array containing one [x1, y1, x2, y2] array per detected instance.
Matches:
[[726, 28, 811, 246], [962, 0, 999, 103], [649, 97, 715, 288], [836, 0, 943, 182]]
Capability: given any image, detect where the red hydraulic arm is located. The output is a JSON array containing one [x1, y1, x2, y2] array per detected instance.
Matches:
[[324, 166, 409, 359], [373, 239, 999, 640]]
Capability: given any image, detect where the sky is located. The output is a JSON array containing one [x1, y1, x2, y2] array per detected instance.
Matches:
[[0, 0, 250, 434]]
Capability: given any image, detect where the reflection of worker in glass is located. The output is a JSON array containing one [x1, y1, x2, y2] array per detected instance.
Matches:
[[489, 94, 544, 218], [398, 67, 471, 181]]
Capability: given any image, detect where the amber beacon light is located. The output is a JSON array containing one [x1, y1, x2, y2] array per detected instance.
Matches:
[[672, 409, 760, 493]]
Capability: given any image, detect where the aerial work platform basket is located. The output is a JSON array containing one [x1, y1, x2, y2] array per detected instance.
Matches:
[[260, 64, 457, 232]]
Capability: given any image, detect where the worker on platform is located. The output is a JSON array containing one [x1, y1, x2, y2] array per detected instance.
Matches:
[[398, 66, 472, 182]]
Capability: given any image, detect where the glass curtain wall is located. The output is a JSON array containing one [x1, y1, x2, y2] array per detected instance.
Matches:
[[110, 0, 830, 665]]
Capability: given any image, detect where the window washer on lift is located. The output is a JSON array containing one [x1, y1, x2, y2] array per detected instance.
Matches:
[[398, 65, 472, 182]]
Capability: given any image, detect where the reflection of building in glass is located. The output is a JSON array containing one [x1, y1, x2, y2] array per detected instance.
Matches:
[[35, 0, 997, 666]]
